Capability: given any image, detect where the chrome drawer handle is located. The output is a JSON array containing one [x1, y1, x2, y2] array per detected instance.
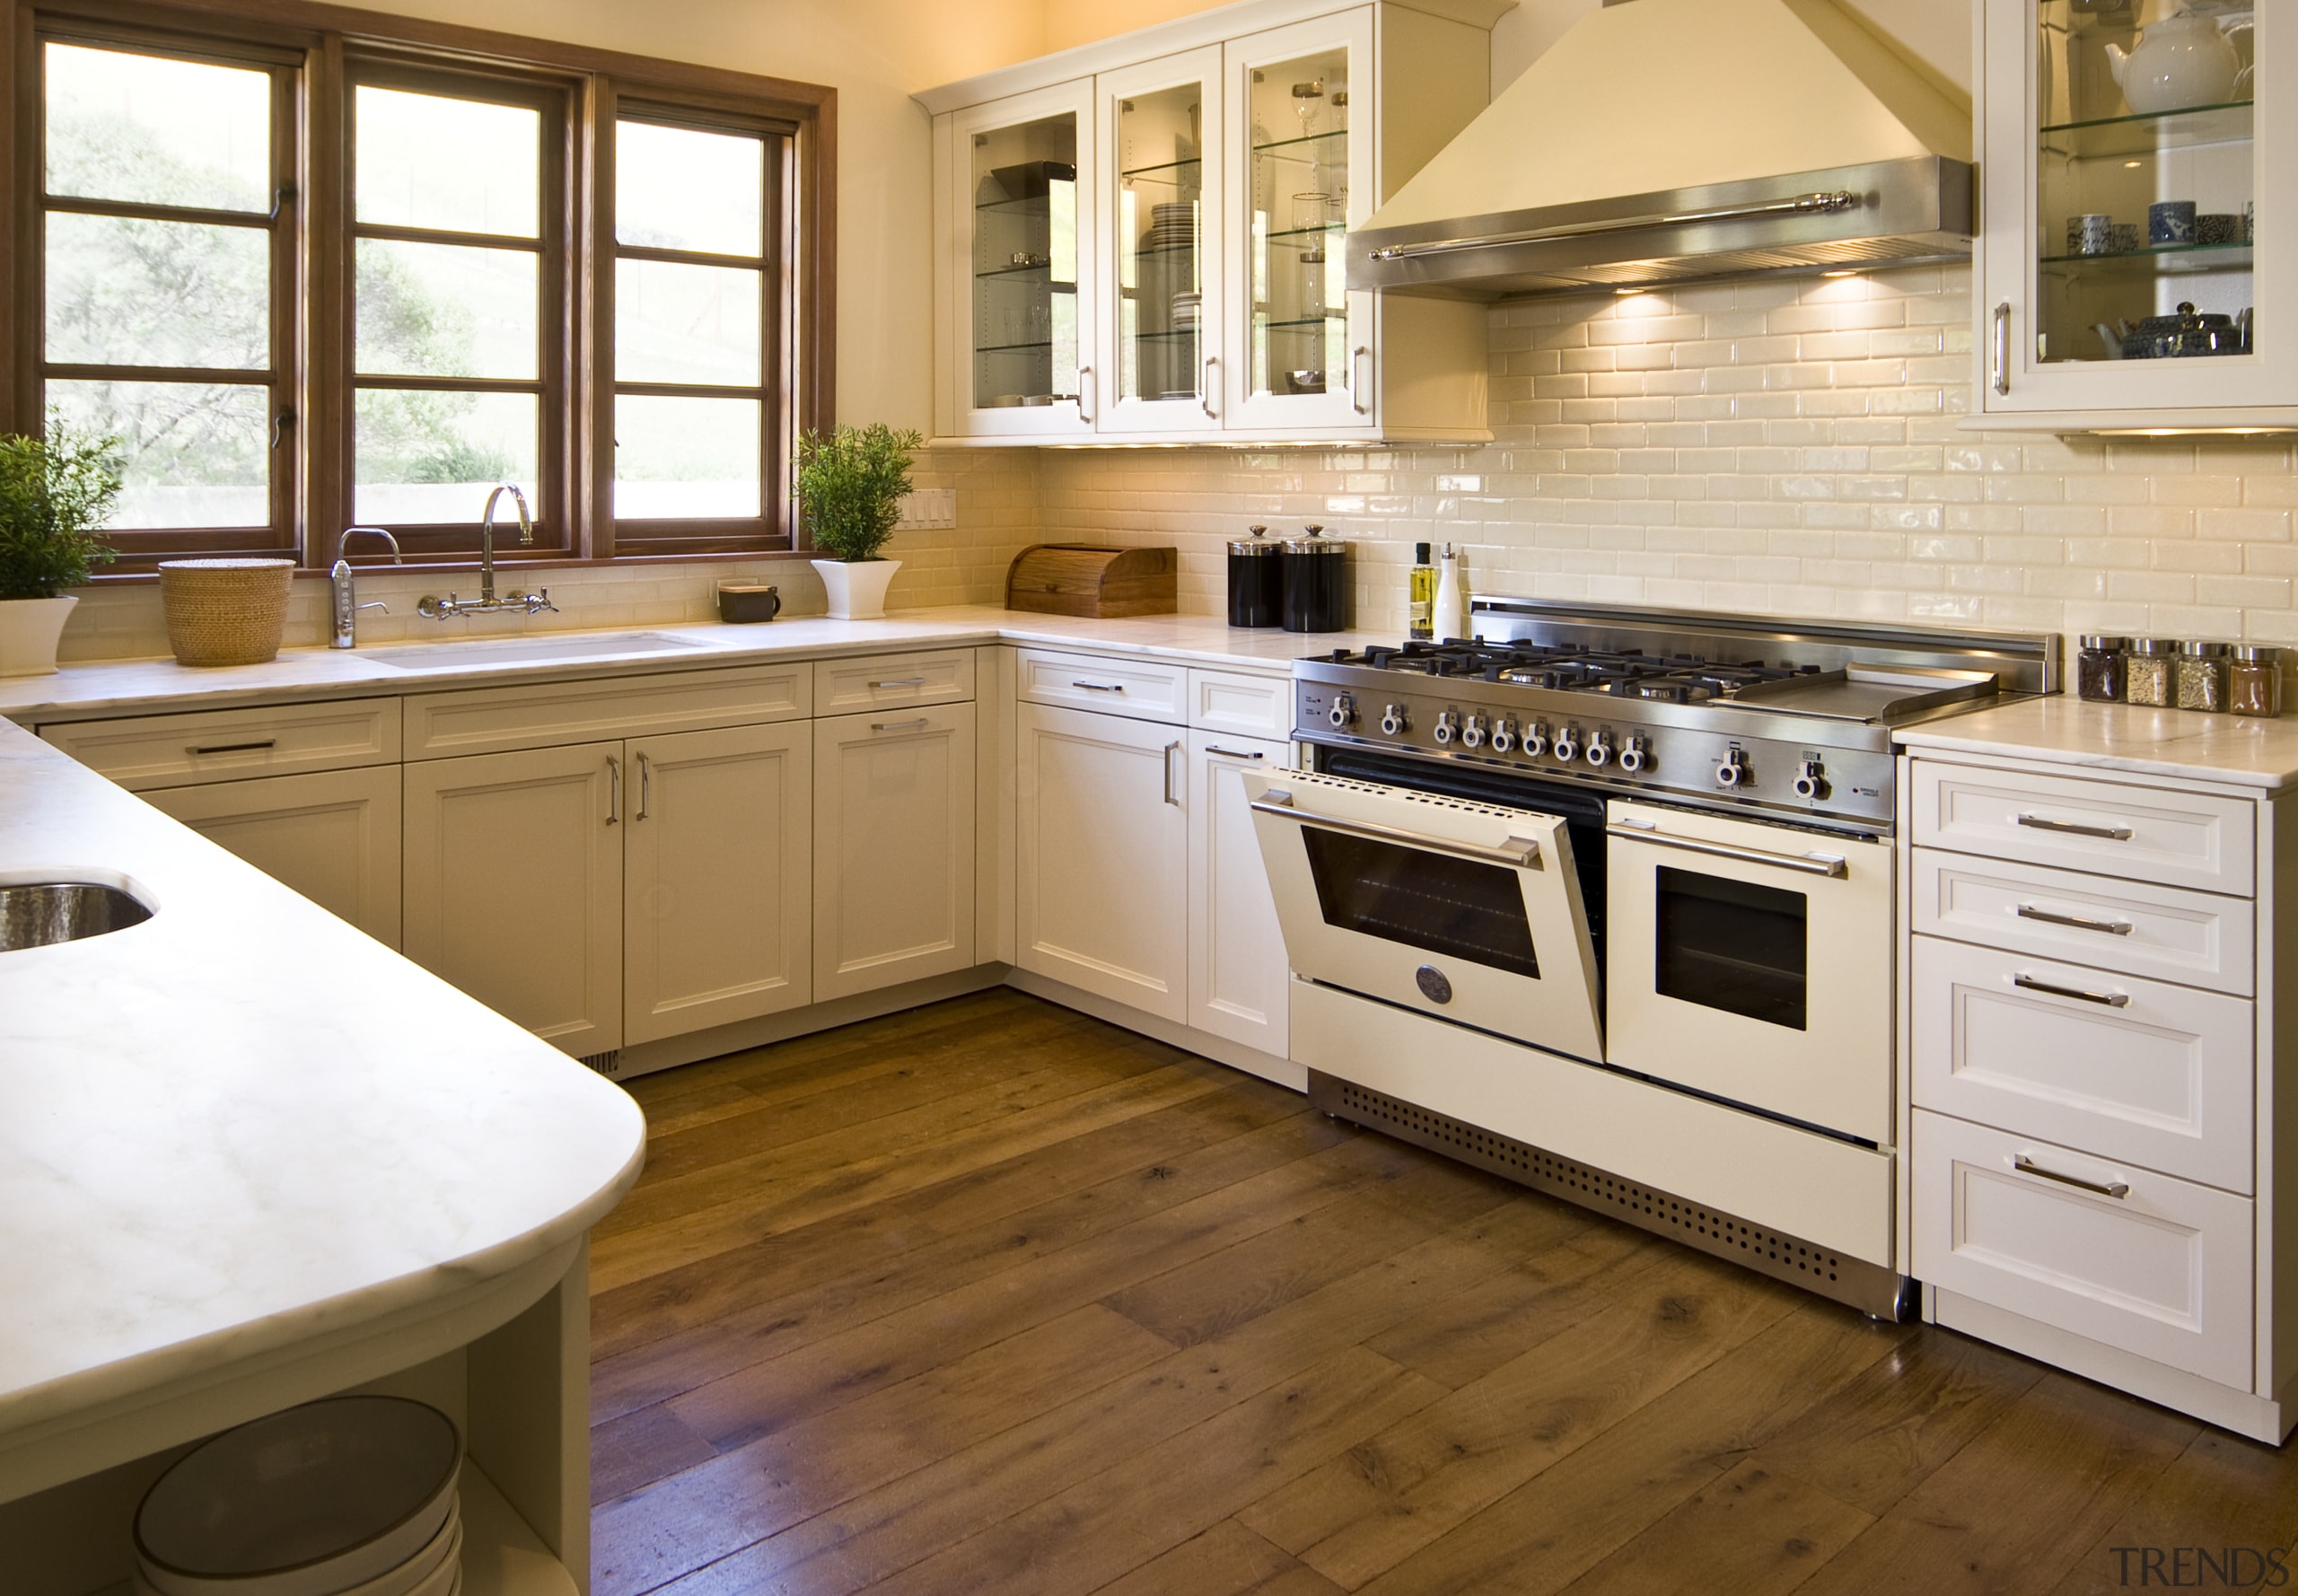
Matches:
[[606, 755, 620, 825], [871, 718, 931, 733], [1204, 746, 1265, 761], [1072, 680, 1127, 692], [2016, 904, 2133, 935], [2013, 1153, 2130, 1200], [1252, 793, 1539, 869], [636, 751, 651, 820], [187, 739, 276, 755], [2017, 812, 2134, 841], [870, 676, 927, 689], [2013, 973, 2130, 1008], [1605, 823, 1847, 878]]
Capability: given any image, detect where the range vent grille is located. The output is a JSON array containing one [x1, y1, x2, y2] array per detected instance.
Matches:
[[1312, 1072, 1909, 1320]]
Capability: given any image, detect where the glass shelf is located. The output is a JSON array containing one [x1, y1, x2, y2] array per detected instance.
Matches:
[[1251, 128, 1347, 156], [1119, 155, 1201, 180], [2040, 100, 2254, 161], [976, 263, 1076, 286], [1131, 329, 1205, 344], [2040, 241, 2255, 275], [1264, 314, 1344, 329], [1266, 224, 1344, 247], [975, 193, 1053, 215], [976, 338, 1056, 354]]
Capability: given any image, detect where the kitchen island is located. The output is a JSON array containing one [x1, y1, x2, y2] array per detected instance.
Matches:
[[0, 716, 647, 1593]]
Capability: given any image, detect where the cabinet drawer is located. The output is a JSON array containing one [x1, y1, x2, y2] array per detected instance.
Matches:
[[1910, 935, 2253, 1191], [1911, 1109, 2253, 1389], [1913, 760, 2254, 897], [39, 697, 400, 790], [813, 649, 975, 714], [1912, 848, 2253, 996], [1188, 668, 1291, 739], [404, 663, 809, 759], [1015, 648, 1187, 723]]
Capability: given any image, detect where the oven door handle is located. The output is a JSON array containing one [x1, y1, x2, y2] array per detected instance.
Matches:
[[1605, 823, 1849, 878], [1250, 794, 1541, 870]]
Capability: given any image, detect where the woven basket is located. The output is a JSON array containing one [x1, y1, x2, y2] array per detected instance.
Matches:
[[157, 559, 296, 666]]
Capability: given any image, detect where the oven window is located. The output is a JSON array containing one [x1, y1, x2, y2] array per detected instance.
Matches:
[[1653, 866, 1806, 1030], [1301, 829, 1540, 978]]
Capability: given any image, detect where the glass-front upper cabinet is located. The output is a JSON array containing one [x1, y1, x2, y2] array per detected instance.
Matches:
[[938, 81, 1096, 440], [1223, 9, 1374, 434], [1094, 48, 1225, 435], [1978, 0, 2298, 426]]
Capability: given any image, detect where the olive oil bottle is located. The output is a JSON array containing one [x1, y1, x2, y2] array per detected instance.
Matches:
[[1408, 542, 1436, 639]]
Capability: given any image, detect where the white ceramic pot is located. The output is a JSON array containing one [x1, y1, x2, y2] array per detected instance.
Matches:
[[812, 557, 901, 620], [0, 594, 77, 677], [2106, 9, 2241, 114]]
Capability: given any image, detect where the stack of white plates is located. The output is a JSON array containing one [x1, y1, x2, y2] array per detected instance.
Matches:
[[134, 1397, 464, 1596], [1144, 200, 1197, 254]]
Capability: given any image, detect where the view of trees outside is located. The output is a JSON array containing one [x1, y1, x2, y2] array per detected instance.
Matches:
[[43, 44, 776, 533]]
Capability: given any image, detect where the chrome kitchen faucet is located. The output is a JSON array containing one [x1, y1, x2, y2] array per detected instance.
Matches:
[[417, 483, 558, 622], [329, 526, 401, 649]]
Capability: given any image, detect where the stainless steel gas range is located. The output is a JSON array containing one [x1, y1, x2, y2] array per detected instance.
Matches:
[[1244, 597, 2058, 1317]]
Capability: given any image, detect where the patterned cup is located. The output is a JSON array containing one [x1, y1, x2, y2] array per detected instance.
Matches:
[[2113, 223, 2142, 254], [2151, 200, 2198, 245], [2071, 213, 2115, 255], [2198, 213, 2241, 247]]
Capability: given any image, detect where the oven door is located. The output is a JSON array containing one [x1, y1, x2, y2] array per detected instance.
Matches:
[[1604, 799, 1891, 1143], [1246, 768, 1604, 1061]]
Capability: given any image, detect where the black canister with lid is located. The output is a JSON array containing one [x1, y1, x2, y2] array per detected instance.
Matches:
[[2075, 635, 2129, 703], [1280, 524, 1348, 633], [1226, 525, 1283, 627]]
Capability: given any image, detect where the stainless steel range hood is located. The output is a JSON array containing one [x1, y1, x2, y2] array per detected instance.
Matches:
[[1349, 0, 1974, 300]]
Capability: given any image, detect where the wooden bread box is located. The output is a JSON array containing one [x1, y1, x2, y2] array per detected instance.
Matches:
[[1005, 544, 1178, 618]]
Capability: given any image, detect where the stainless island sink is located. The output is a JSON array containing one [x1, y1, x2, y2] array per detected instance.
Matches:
[[0, 881, 153, 951], [363, 632, 713, 670]]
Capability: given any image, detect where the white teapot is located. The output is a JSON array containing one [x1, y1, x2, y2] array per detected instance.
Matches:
[[2105, 8, 2243, 114]]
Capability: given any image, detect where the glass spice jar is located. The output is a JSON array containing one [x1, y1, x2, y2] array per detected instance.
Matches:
[[2230, 645, 2283, 718], [2075, 635, 2129, 703], [2176, 640, 2231, 713], [2124, 638, 2177, 707]]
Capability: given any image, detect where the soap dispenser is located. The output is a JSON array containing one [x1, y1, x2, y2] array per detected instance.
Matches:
[[1433, 543, 1466, 642]]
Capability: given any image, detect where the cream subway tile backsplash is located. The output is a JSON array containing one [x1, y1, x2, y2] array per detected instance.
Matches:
[[56, 448, 1039, 663], [1030, 263, 2298, 645]]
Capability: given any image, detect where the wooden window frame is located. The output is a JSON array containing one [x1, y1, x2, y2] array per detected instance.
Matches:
[[0, 0, 835, 578]]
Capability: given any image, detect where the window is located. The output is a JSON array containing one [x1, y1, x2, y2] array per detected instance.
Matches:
[[7, 4, 832, 572], [37, 35, 296, 557]]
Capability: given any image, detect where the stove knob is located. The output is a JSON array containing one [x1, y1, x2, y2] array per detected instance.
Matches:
[[1793, 759, 1829, 800], [1431, 710, 1460, 746], [1715, 749, 1749, 788], [1379, 703, 1409, 737], [1328, 692, 1357, 730], [1521, 723, 1549, 758], [1551, 726, 1582, 762], [1460, 714, 1487, 750], [1617, 735, 1651, 774], [1583, 731, 1613, 767], [1489, 717, 1518, 755]]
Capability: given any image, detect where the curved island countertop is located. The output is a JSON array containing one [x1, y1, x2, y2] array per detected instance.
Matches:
[[0, 715, 647, 1503]]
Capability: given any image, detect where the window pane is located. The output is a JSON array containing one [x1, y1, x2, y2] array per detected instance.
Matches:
[[48, 379, 268, 529], [357, 239, 539, 380], [616, 259, 762, 385], [47, 212, 268, 369], [355, 389, 538, 524], [614, 395, 760, 520], [355, 86, 540, 238], [46, 43, 271, 214], [617, 122, 763, 256]]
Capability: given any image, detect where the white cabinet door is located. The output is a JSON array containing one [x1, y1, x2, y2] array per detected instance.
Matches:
[[145, 767, 403, 948], [939, 80, 1100, 441], [624, 722, 812, 1046], [1187, 733, 1290, 1055], [1015, 700, 1188, 1020], [814, 704, 978, 1001], [403, 743, 623, 1057], [1094, 45, 1228, 436]]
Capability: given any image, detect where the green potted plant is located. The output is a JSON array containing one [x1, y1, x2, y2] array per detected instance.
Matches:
[[0, 419, 119, 677], [797, 422, 924, 620]]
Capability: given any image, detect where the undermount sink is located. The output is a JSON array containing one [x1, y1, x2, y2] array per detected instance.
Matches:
[[363, 633, 712, 670], [0, 881, 153, 951]]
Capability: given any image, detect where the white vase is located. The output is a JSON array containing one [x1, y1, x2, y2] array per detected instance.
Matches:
[[812, 558, 901, 621], [0, 595, 77, 677]]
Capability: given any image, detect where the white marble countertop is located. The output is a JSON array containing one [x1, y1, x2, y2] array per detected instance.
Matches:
[[1899, 697, 2298, 792], [0, 606, 1383, 723], [0, 718, 646, 1469]]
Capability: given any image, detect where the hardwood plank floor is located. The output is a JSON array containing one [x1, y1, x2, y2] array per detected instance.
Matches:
[[591, 990, 2298, 1596]]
